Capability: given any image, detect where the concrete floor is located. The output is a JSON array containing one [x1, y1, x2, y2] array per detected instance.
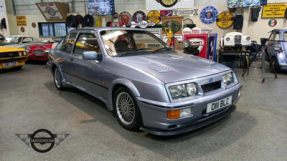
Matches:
[[0, 62, 287, 161]]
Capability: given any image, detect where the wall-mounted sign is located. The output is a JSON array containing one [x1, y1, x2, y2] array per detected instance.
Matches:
[[216, 12, 234, 29], [173, 9, 199, 17], [36, 2, 69, 22], [16, 16, 27, 26], [146, 0, 194, 10], [160, 10, 173, 17], [200, 6, 218, 24], [20, 27, 25, 33], [132, 11, 147, 23], [268, 19, 277, 27], [162, 20, 182, 34], [147, 10, 161, 25], [95, 17, 102, 27], [32, 22, 36, 28], [118, 11, 131, 26], [262, 3, 287, 18]]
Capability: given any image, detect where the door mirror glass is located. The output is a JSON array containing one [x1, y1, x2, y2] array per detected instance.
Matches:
[[83, 51, 99, 60]]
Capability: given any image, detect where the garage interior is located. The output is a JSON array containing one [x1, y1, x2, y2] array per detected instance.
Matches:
[[1, 0, 287, 160]]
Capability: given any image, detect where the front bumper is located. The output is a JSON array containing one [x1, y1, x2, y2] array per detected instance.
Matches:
[[29, 53, 48, 61], [137, 83, 242, 136], [0, 57, 28, 69]]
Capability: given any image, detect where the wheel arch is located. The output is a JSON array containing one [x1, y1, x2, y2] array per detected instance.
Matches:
[[51, 60, 66, 82], [107, 78, 140, 111]]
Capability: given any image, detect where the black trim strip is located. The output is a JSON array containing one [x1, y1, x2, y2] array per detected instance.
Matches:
[[62, 71, 109, 90], [0, 57, 28, 62]]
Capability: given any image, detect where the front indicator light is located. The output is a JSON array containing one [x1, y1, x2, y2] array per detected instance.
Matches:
[[167, 110, 180, 119]]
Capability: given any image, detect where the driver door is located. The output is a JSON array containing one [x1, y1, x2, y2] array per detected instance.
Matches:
[[69, 30, 103, 96]]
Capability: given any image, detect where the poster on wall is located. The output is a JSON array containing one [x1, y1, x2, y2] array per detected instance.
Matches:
[[16, 16, 27, 26], [88, 0, 115, 15], [262, 3, 287, 18], [146, 0, 194, 10], [228, 0, 268, 8], [36, 3, 63, 20]]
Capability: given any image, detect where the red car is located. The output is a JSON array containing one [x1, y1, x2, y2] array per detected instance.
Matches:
[[26, 43, 53, 61]]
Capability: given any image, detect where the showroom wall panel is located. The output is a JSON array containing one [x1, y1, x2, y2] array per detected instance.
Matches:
[[0, 0, 10, 37]]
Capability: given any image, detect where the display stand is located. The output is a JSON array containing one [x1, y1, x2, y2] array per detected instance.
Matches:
[[218, 48, 252, 71]]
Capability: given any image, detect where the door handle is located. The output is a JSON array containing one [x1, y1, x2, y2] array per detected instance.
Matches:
[[70, 57, 73, 61]]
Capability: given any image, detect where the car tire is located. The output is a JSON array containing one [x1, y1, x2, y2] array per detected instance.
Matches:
[[12, 66, 23, 70], [53, 68, 65, 91], [270, 57, 280, 73], [114, 87, 142, 131]]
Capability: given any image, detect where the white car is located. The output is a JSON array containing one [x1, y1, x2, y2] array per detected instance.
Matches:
[[221, 32, 251, 48]]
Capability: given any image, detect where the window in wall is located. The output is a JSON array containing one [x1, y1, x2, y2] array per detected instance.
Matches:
[[38, 22, 67, 37]]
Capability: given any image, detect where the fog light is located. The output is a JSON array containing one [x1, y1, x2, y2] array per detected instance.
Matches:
[[167, 110, 180, 119], [180, 108, 191, 118]]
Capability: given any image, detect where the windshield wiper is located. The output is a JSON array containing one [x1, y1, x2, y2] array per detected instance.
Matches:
[[152, 47, 172, 53]]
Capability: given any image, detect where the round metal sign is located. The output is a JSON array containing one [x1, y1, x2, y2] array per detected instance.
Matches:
[[200, 6, 218, 24], [147, 10, 161, 25], [118, 11, 132, 26], [269, 19, 277, 27], [216, 12, 234, 29], [132, 11, 147, 23]]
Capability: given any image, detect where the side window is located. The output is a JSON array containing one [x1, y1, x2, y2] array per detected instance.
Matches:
[[270, 33, 280, 41], [22, 37, 33, 43], [73, 33, 100, 55], [56, 33, 77, 53]]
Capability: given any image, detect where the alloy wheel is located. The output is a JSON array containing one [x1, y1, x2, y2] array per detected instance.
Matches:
[[116, 92, 135, 125]]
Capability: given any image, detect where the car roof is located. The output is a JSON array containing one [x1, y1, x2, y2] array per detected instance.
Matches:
[[70, 27, 149, 33]]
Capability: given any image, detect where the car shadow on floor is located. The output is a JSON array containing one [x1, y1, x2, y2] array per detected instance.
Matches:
[[44, 81, 257, 160]]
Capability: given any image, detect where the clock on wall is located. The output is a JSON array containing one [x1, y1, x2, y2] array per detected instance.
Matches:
[[156, 0, 179, 8]]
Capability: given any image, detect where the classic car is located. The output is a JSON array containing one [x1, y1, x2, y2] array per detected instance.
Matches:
[[0, 46, 28, 70], [266, 29, 287, 73], [220, 32, 251, 49], [23, 43, 53, 61], [47, 28, 242, 136], [0, 35, 43, 46]]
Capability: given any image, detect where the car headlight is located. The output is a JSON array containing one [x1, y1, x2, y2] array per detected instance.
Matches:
[[246, 37, 251, 41], [222, 73, 234, 87], [169, 83, 197, 99], [183, 41, 190, 48], [274, 44, 282, 51], [226, 37, 230, 41]]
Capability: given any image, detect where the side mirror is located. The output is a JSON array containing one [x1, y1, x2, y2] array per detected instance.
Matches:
[[83, 51, 99, 60]]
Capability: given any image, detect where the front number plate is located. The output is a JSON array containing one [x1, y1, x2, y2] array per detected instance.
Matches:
[[3, 62, 18, 67], [207, 96, 232, 113]]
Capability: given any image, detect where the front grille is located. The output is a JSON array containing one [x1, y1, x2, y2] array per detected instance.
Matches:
[[0, 52, 20, 58], [201, 81, 222, 93], [33, 50, 45, 56], [234, 35, 242, 45]]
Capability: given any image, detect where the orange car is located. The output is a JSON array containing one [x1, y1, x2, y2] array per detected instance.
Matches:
[[0, 46, 28, 70]]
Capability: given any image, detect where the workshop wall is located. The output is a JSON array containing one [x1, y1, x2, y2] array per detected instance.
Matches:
[[0, 0, 10, 37]]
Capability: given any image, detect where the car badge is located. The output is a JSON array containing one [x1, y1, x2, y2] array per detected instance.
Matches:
[[209, 78, 214, 83]]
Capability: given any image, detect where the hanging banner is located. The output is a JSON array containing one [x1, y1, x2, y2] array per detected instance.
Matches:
[[262, 3, 287, 18], [173, 9, 199, 17], [16, 16, 27, 26], [216, 12, 234, 29], [146, 0, 194, 10], [36, 2, 68, 22]]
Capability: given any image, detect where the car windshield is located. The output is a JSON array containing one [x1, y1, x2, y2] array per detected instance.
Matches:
[[100, 30, 170, 57], [4, 37, 21, 43]]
